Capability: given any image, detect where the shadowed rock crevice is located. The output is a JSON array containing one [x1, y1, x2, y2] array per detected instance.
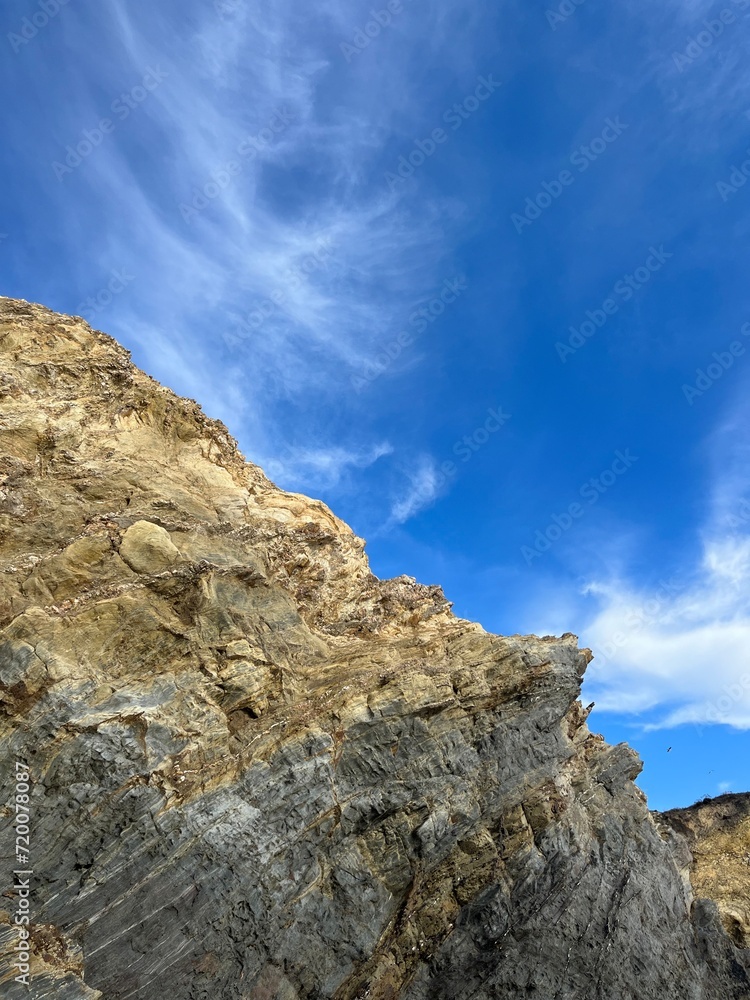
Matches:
[[0, 297, 748, 999]]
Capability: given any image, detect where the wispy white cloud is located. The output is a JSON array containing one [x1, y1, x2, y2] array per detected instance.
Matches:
[[264, 441, 393, 492], [388, 455, 443, 525], [38, 0, 483, 488], [580, 395, 750, 729]]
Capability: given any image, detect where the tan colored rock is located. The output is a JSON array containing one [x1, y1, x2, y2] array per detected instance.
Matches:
[[119, 520, 181, 574], [218, 659, 272, 714], [22, 535, 136, 605], [225, 638, 262, 660], [658, 792, 750, 948]]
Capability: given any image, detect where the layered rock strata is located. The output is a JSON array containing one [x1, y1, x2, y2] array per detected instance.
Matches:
[[0, 297, 748, 999]]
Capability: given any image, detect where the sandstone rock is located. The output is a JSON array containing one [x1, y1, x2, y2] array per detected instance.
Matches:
[[657, 792, 750, 949], [0, 296, 748, 999], [119, 520, 182, 575]]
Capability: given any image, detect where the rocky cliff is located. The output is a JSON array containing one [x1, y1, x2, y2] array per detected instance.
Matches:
[[0, 296, 748, 999], [658, 793, 750, 953]]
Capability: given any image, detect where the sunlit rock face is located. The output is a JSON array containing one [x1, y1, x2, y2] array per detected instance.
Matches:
[[657, 793, 750, 952], [0, 296, 748, 999]]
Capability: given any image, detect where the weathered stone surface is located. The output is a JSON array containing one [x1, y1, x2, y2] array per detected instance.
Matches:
[[657, 793, 750, 951], [0, 297, 748, 999], [119, 520, 182, 575]]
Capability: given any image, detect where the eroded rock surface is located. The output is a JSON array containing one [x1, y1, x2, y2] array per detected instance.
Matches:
[[658, 793, 750, 952], [0, 297, 748, 999]]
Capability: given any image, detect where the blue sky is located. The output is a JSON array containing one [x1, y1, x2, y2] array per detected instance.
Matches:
[[2, 0, 750, 810]]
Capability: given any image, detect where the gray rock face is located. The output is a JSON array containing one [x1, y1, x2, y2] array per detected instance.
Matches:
[[0, 297, 748, 999]]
